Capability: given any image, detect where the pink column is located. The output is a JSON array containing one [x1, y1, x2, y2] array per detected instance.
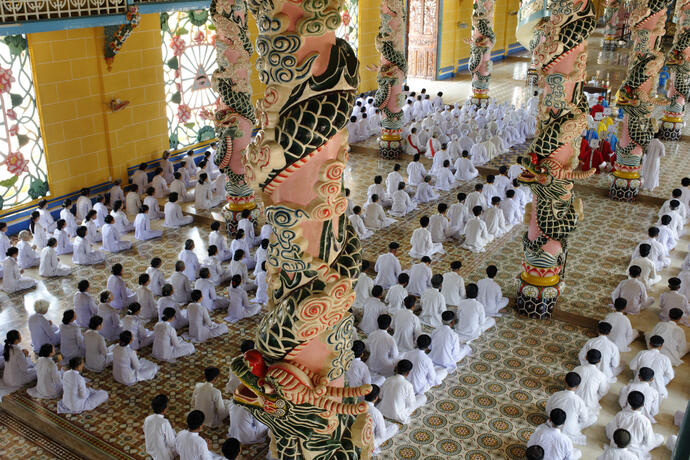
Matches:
[[659, 0, 690, 141], [469, 0, 495, 106]]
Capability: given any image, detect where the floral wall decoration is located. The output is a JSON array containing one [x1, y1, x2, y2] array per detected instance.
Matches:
[[104, 5, 141, 70], [161, 10, 219, 149], [0, 35, 49, 210], [336, 0, 359, 53]]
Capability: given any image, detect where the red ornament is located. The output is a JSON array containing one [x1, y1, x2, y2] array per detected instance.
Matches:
[[244, 350, 267, 378]]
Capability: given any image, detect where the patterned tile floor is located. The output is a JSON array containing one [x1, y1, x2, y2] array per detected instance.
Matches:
[[0, 30, 687, 460]]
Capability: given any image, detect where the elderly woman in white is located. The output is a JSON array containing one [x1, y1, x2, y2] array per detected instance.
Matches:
[[28, 299, 60, 354]]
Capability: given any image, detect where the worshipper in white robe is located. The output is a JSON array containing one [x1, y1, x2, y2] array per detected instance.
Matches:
[[108, 180, 125, 209], [646, 308, 688, 366], [366, 314, 399, 378], [17, 230, 40, 269], [378, 359, 426, 424], [57, 357, 108, 414], [83, 211, 102, 244], [93, 197, 109, 227], [237, 209, 260, 247], [658, 278, 690, 325], [354, 260, 374, 310], [453, 150, 479, 182], [360, 286, 387, 334], [440, 261, 465, 307], [349, 206, 373, 240], [169, 173, 192, 204], [253, 263, 268, 305], [84, 317, 114, 372], [406, 154, 427, 187], [28, 300, 60, 354], [406, 257, 432, 296], [365, 176, 392, 208], [494, 166, 512, 196], [403, 334, 448, 395], [386, 164, 405, 197], [640, 137, 665, 191], [455, 283, 495, 343], [226, 275, 262, 322], [413, 176, 440, 204], [141, 192, 164, 224], [631, 228, 670, 271], [436, 161, 457, 191], [30, 214, 48, 250], [409, 216, 444, 259], [132, 163, 149, 194], [125, 185, 142, 216], [97, 291, 123, 341], [386, 273, 409, 313], [121, 302, 155, 350], [3, 247, 37, 293], [144, 394, 178, 460], [191, 367, 232, 428], [183, 150, 198, 177], [420, 274, 446, 328], [2, 330, 36, 389], [146, 258, 165, 297], [175, 411, 224, 460], [151, 168, 170, 198], [204, 246, 232, 286], [364, 386, 399, 455], [163, 193, 193, 228], [169, 261, 193, 305], [178, 239, 200, 281], [389, 182, 417, 217], [27, 344, 63, 399], [597, 429, 639, 460], [102, 216, 132, 253], [52, 219, 73, 255], [363, 195, 396, 230], [59, 311, 84, 361], [392, 295, 421, 353], [228, 250, 256, 291], [466, 184, 488, 210], [611, 265, 655, 314], [152, 308, 195, 362], [36, 200, 56, 233], [105, 265, 136, 311], [447, 192, 469, 237], [195, 268, 230, 312], [227, 401, 269, 445], [428, 204, 451, 244], [483, 197, 511, 238], [618, 367, 660, 423], [578, 322, 621, 382], [208, 222, 232, 262], [606, 391, 664, 458], [74, 280, 99, 328], [253, 239, 269, 278], [476, 265, 509, 316], [605, 298, 639, 352], [373, 242, 401, 290], [526, 409, 582, 460], [573, 349, 610, 416], [230, 230, 255, 270], [134, 205, 162, 241], [500, 189, 522, 226], [111, 201, 135, 234], [72, 226, 105, 265], [659, 192, 687, 225], [0, 222, 10, 276], [546, 372, 595, 446], [462, 206, 492, 253], [75, 189, 93, 223], [429, 143, 449, 174], [656, 215, 679, 252], [470, 142, 489, 165], [347, 340, 385, 388], [157, 283, 188, 329], [428, 311, 471, 371], [194, 173, 214, 210]]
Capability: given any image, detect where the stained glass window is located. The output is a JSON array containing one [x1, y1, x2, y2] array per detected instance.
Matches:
[[336, 0, 359, 53], [161, 10, 218, 150], [0, 35, 49, 210]]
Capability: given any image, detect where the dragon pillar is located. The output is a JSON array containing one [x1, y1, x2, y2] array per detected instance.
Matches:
[[210, 0, 259, 234], [514, 0, 596, 319], [374, 0, 407, 159], [609, 0, 672, 201], [659, 0, 690, 141], [602, 0, 621, 51], [232, 0, 374, 458], [469, 0, 496, 107]]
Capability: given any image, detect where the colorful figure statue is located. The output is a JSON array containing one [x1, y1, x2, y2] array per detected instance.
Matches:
[[610, 0, 672, 201], [374, 0, 407, 159], [659, 0, 690, 141], [602, 0, 621, 51], [515, 0, 596, 319], [469, 0, 495, 106], [210, 0, 258, 232], [234, 0, 374, 457]]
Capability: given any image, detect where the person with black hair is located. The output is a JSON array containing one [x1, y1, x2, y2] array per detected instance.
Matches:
[[453, 148, 479, 182], [374, 242, 402, 289], [152, 307, 195, 362], [406, 256, 433, 296], [441, 261, 466, 307], [526, 408, 581, 460], [572, 349, 609, 416], [378, 359, 425, 424], [477, 265, 508, 317], [597, 428, 637, 460], [73, 279, 98, 328], [144, 394, 178, 460], [107, 263, 137, 309], [428, 310, 471, 371], [134, 275, 156, 323], [58, 356, 109, 414], [2, 330, 36, 388], [84, 315, 114, 372], [226, 274, 262, 322], [611, 264, 655, 313], [111, 200, 135, 234], [170, 260, 193, 304], [134, 205, 163, 241], [618, 367, 660, 423], [484, 196, 510, 238], [462, 205, 492, 253], [403, 334, 448, 395], [409, 215, 444, 259], [455, 283, 495, 343], [525, 445, 544, 460], [53, 218, 73, 255], [195, 267, 230, 311], [499, 188, 522, 226], [29, 211, 48, 251], [59, 310, 84, 361], [178, 239, 200, 281], [406, 153, 428, 187], [113, 330, 159, 385], [122, 302, 155, 349], [195, 173, 214, 211], [386, 272, 409, 313], [429, 203, 451, 243], [124, 184, 142, 216], [253, 238, 269, 278], [228, 248, 257, 291], [545, 372, 593, 446], [447, 192, 469, 238], [656, 214, 678, 253], [0, 222, 10, 274], [365, 175, 392, 209], [360, 285, 387, 334], [391, 294, 421, 353], [102, 214, 132, 253], [633, 227, 670, 272], [152, 165, 170, 197], [349, 205, 374, 240], [578, 322, 621, 382], [363, 193, 397, 230], [38, 237, 71, 277], [420, 274, 446, 328], [186, 289, 228, 343], [73, 223, 106, 265], [191, 367, 232, 428], [604, 298, 638, 352], [175, 410, 224, 459], [96, 290, 123, 341], [413, 175, 440, 203], [346, 339, 385, 388], [659, 277, 690, 325], [92, 195, 109, 227], [76, 187, 93, 222], [354, 260, 374, 310], [366, 314, 399, 378], [208, 221, 233, 262], [606, 391, 663, 457], [429, 140, 449, 176], [146, 257, 165, 296], [157, 283, 189, 329], [647, 307, 688, 366], [163, 192, 194, 228], [365, 385, 399, 455], [27, 343, 62, 399]]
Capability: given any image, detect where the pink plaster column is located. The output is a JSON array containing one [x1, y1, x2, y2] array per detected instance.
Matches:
[[469, 0, 495, 106], [659, 0, 690, 141]]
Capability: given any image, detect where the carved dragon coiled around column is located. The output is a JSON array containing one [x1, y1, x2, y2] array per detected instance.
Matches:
[[469, 0, 495, 104], [659, 0, 690, 140], [232, 0, 373, 457], [602, 0, 621, 49]]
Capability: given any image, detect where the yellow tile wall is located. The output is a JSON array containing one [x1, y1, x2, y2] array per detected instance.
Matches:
[[357, 0, 383, 92], [438, 0, 459, 74]]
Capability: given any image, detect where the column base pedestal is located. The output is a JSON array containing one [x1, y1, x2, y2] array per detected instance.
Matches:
[[526, 67, 538, 88], [470, 94, 490, 107], [515, 277, 561, 319], [658, 116, 683, 141], [608, 174, 640, 202], [378, 134, 402, 159], [602, 37, 617, 51], [222, 202, 259, 235]]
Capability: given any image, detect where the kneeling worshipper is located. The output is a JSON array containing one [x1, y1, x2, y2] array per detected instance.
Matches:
[[428, 311, 471, 371], [366, 314, 399, 379], [365, 385, 399, 456], [58, 357, 109, 414], [605, 391, 664, 458], [378, 359, 426, 424], [403, 334, 448, 396], [409, 216, 444, 259], [526, 408, 582, 460], [112, 331, 159, 385], [545, 372, 596, 445]]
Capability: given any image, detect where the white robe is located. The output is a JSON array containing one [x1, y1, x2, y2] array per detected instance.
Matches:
[[453, 157, 478, 182], [143, 196, 164, 221], [76, 196, 92, 222], [646, 321, 688, 366], [186, 302, 228, 343], [28, 313, 60, 354], [366, 329, 399, 377], [403, 348, 447, 395], [152, 321, 195, 362], [572, 363, 609, 413], [112, 344, 158, 385], [483, 207, 510, 238], [455, 298, 495, 343], [169, 271, 192, 305], [225, 285, 261, 322], [389, 189, 416, 217], [73, 236, 105, 265], [596, 446, 638, 460], [151, 175, 169, 198], [163, 202, 193, 228], [203, 255, 231, 286], [84, 329, 113, 372], [409, 227, 444, 259], [374, 253, 401, 289], [363, 202, 396, 230], [102, 223, 132, 253], [53, 228, 73, 255], [385, 284, 408, 312], [2, 345, 36, 387], [406, 162, 427, 187], [38, 208, 56, 233], [658, 291, 690, 325], [93, 202, 109, 226], [144, 413, 177, 460], [209, 230, 233, 262], [112, 210, 134, 234], [420, 288, 446, 328], [579, 335, 621, 382], [347, 357, 384, 388], [545, 389, 594, 445], [125, 191, 141, 216], [97, 302, 123, 341], [447, 202, 469, 236], [136, 285, 158, 321], [135, 213, 162, 241], [353, 273, 373, 309], [57, 370, 108, 414], [392, 309, 421, 353], [611, 277, 653, 313], [59, 322, 84, 360], [378, 374, 426, 424], [441, 272, 465, 307], [195, 278, 230, 311], [156, 296, 188, 329], [122, 315, 154, 350], [435, 168, 456, 191], [359, 297, 387, 334], [605, 409, 663, 458], [618, 380, 659, 423], [527, 422, 581, 460], [499, 197, 522, 225], [175, 430, 224, 460], [462, 217, 492, 253], [178, 249, 200, 281], [228, 402, 269, 444], [17, 240, 40, 269], [72, 291, 98, 327], [406, 262, 432, 296], [386, 171, 405, 197], [603, 311, 638, 352], [27, 357, 62, 399], [413, 182, 439, 203], [428, 324, 470, 371], [349, 214, 373, 240], [194, 182, 213, 210], [476, 278, 508, 316], [192, 381, 231, 428], [640, 138, 665, 191], [428, 214, 450, 243], [146, 267, 166, 297], [2, 256, 36, 293], [107, 274, 137, 310], [84, 219, 102, 244]]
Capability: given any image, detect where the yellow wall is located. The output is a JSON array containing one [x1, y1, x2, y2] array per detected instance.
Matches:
[[29, 13, 168, 198], [357, 0, 382, 92], [438, 0, 459, 75]]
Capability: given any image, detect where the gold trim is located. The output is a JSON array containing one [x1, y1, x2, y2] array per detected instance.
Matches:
[[613, 170, 640, 179], [381, 134, 400, 141], [472, 93, 489, 99], [225, 201, 257, 212], [520, 272, 560, 286], [661, 116, 683, 123]]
